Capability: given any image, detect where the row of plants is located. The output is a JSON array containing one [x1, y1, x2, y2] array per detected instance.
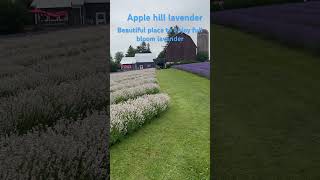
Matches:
[[0, 26, 109, 178], [110, 94, 169, 144], [110, 69, 170, 145], [211, 0, 303, 11], [110, 77, 157, 92], [0, 58, 107, 97], [110, 68, 155, 83], [0, 73, 108, 136], [0, 112, 108, 179], [110, 83, 160, 104], [0, 47, 106, 80], [0, 40, 105, 67], [212, 1, 320, 53], [173, 62, 211, 79]]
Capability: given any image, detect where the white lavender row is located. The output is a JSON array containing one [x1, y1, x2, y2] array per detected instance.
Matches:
[[110, 83, 160, 104], [0, 26, 107, 56], [110, 68, 155, 78], [0, 73, 108, 136], [0, 112, 108, 180], [110, 93, 170, 144], [0, 46, 106, 80], [110, 68, 156, 82], [110, 73, 157, 87], [0, 40, 105, 67], [110, 77, 157, 92], [0, 27, 106, 64], [0, 60, 107, 98]]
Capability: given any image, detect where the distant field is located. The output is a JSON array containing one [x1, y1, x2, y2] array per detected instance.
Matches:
[[0, 26, 109, 179], [211, 0, 303, 10], [212, 1, 320, 53], [212, 24, 320, 179]]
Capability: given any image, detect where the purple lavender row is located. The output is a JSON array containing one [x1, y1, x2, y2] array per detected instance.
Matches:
[[213, 8, 320, 50], [225, 3, 320, 27], [175, 65, 210, 71], [175, 62, 210, 69], [173, 62, 211, 79]]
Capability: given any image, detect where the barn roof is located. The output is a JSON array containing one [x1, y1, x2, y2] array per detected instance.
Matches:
[[120, 53, 156, 65], [31, 0, 109, 8], [120, 57, 136, 65], [135, 53, 156, 63], [164, 32, 197, 51]]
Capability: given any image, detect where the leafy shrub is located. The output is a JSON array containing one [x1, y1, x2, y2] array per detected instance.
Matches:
[[197, 52, 209, 62], [110, 59, 119, 72]]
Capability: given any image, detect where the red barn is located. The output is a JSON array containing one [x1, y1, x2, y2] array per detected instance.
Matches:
[[165, 33, 197, 63]]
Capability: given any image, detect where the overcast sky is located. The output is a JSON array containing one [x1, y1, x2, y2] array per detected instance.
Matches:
[[110, 0, 210, 58]]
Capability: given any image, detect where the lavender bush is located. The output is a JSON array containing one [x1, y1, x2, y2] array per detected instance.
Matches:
[[110, 83, 160, 104], [110, 69, 170, 144], [110, 77, 157, 92], [212, 1, 320, 52], [0, 73, 108, 136], [0, 26, 109, 178], [110, 69, 160, 104], [0, 57, 107, 97], [110, 68, 156, 83], [0, 112, 108, 179], [173, 62, 211, 79], [110, 94, 170, 144]]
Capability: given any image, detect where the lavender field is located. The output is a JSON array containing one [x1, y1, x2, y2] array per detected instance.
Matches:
[[212, 1, 320, 52], [0, 26, 109, 179], [110, 69, 170, 144], [173, 62, 211, 79]]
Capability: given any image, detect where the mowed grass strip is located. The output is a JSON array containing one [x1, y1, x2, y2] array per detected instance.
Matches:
[[110, 69, 210, 180], [212, 25, 320, 179]]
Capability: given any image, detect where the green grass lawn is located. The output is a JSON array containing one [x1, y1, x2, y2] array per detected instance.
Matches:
[[110, 69, 210, 180], [212, 25, 320, 179]]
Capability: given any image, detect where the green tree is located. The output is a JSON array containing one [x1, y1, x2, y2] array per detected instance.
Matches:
[[110, 55, 120, 72], [196, 52, 209, 62], [157, 49, 165, 58], [136, 41, 151, 53], [146, 43, 151, 53], [167, 25, 179, 41], [125, 45, 136, 57], [114, 52, 124, 64]]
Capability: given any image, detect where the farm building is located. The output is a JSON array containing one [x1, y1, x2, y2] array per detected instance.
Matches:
[[197, 29, 209, 54], [165, 33, 197, 62], [120, 53, 156, 71], [30, 0, 109, 25]]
